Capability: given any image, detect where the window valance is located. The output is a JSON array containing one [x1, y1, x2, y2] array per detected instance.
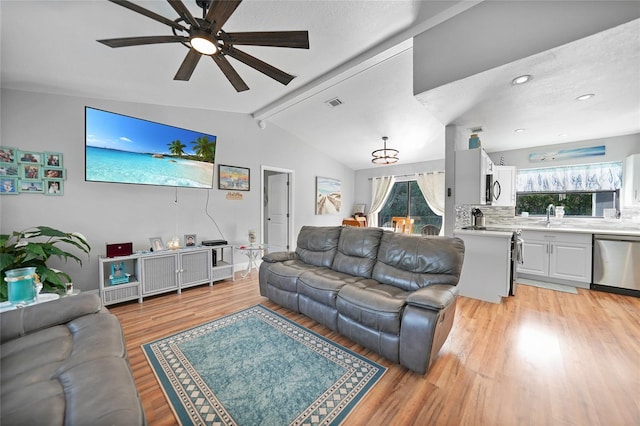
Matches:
[[516, 162, 623, 192]]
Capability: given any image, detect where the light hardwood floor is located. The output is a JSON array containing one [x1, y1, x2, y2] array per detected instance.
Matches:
[[109, 273, 640, 425]]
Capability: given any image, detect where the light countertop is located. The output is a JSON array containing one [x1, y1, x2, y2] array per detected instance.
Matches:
[[455, 220, 640, 237]]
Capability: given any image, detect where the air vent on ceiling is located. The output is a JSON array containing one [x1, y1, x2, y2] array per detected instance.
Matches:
[[469, 126, 483, 133], [325, 97, 343, 108]]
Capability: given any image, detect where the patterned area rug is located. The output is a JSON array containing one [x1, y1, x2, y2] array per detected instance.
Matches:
[[142, 305, 386, 425]]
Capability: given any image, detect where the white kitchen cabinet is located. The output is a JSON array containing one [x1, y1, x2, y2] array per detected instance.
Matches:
[[518, 230, 592, 285], [492, 166, 516, 207], [624, 154, 640, 206], [455, 147, 494, 205]]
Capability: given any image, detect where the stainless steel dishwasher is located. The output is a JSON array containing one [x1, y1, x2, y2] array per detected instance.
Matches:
[[592, 234, 640, 296]]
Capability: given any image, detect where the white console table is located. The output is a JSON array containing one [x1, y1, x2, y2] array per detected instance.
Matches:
[[98, 245, 234, 306]]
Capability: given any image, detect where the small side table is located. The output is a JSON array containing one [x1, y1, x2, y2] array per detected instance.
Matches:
[[236, 244, 268, 278]]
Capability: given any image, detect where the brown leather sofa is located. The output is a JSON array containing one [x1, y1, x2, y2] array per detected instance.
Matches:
[[259, 226, 465, 374], [0, 293, 145, 425]]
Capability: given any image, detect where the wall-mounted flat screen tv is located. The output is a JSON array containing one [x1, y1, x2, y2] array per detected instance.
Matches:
[[85, 107, 216, 189]]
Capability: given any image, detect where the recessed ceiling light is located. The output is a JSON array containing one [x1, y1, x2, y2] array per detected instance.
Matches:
[[558, 133, 569, 137], [576, 94, 595, 101], [511, 75, 533, 85], [514, 128, 526, 133]]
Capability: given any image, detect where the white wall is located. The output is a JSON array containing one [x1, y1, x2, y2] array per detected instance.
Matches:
[[487, 133, 640, 169], [0, 89, 354, 292]]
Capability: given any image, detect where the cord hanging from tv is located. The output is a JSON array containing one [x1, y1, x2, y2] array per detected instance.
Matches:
[[85, 107, 216, 189]]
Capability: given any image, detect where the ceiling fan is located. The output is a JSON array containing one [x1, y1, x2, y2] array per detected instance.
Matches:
[[98, 0, 310, 92]]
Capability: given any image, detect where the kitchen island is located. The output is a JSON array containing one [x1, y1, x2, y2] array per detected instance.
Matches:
[[454, 229, 515, 304]]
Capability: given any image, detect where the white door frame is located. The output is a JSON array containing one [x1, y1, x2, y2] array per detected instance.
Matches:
[[261, 165, 295, 252]]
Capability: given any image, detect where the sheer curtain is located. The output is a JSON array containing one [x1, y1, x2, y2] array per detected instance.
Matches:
[[415, 172, 445, 234], [367, 176, 395, 227]]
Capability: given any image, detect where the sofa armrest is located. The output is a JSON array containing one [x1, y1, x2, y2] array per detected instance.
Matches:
[[406, 284, 458, 311], [1, 293, 103, 343], [262, 251, 298, 263]]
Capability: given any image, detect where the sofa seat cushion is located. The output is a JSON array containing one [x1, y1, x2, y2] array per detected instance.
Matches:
[[1, 311, 143, 425], [298, 268, 365, 307], [336, 280, 410, 335], [265, 260, 327, 292]]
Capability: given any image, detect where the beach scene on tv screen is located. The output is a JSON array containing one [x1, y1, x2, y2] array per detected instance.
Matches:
[[85, 108, 215, 188]]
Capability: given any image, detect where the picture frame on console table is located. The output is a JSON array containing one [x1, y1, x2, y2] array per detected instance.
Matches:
[[150, 237, 165, 252], [184, 234, 196, 247], [218, 164, 250, 191]]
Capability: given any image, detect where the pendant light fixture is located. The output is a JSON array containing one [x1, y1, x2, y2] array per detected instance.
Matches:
[[372, 136, 399, 165]]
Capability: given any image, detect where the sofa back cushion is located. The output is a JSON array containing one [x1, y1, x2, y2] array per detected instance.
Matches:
[[331, 227, 383, 278], [295, 226, 343, 267], [372, 232, 465, 291]]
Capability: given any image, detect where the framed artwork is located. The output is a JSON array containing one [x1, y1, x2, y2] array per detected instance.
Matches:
[[45, 180, 63, 196], [18, 151, 42, 164], [44, 152, 63, 169], [316, 176, 341, 215], [21, 164, 41, 180], [0, 149, 65, 196], [44, 168, 65, 179], [19, 180, 44, 193], [0, 147, 17, 164], [150, 237, 165, 252], [0, 164, 19, 177], [184, 234, 197, 247], [0, 177, 18, 194], [218, 164, 250, 191]]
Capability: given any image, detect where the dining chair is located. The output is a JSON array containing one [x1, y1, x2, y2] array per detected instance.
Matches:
[[421, 224, 440, 236]]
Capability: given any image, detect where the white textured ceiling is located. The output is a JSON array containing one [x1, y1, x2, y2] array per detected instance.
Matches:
[[1, 1, 639, 170]]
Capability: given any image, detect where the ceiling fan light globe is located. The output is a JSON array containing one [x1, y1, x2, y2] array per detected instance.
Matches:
[[190, 32, 218, 55]]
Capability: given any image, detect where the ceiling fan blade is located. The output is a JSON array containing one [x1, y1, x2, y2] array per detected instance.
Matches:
[[223, 46, 295, 86], [107, 0, 186, 32], [174, 49, 202, 81], [205, 0, 242, 33], [212, 55, 249, 92], [223, 31, 309, 49], [167, 0, 199, 28], [98, 35, 188, 48]]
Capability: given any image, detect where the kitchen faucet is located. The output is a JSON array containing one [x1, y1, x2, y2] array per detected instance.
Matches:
[[546, 204, 556, 227]]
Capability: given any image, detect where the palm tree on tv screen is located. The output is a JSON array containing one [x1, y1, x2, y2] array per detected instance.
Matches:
[[191, 136, 216, 163], [167, 140, 186, 157]]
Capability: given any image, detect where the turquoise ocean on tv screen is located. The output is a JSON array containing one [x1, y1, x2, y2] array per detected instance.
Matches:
[[86, 147, 214, 188]]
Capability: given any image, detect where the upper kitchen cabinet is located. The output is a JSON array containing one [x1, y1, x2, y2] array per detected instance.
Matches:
[[624, 154, 640, 206], [455, 148, 494, 205], [492, 166, 517, 207]]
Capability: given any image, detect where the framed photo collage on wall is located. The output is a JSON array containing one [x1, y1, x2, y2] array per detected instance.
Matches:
[[0, 147, 66, 196]]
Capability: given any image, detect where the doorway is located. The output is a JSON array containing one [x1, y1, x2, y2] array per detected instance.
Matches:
[[261, 166, 294, 253]]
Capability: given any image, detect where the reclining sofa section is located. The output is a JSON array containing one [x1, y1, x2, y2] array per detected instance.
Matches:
[[259, 226, 465, 374]]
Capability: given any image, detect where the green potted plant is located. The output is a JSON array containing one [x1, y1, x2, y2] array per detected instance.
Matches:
[[0, 226, 91, 302]]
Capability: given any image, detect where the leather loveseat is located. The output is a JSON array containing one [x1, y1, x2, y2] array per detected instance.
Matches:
[[0, 293, 146, 425], [259, 225, 465, 374]]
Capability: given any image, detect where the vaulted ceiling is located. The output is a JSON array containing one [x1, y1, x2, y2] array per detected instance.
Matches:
[[2, 1, 639, 170]]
